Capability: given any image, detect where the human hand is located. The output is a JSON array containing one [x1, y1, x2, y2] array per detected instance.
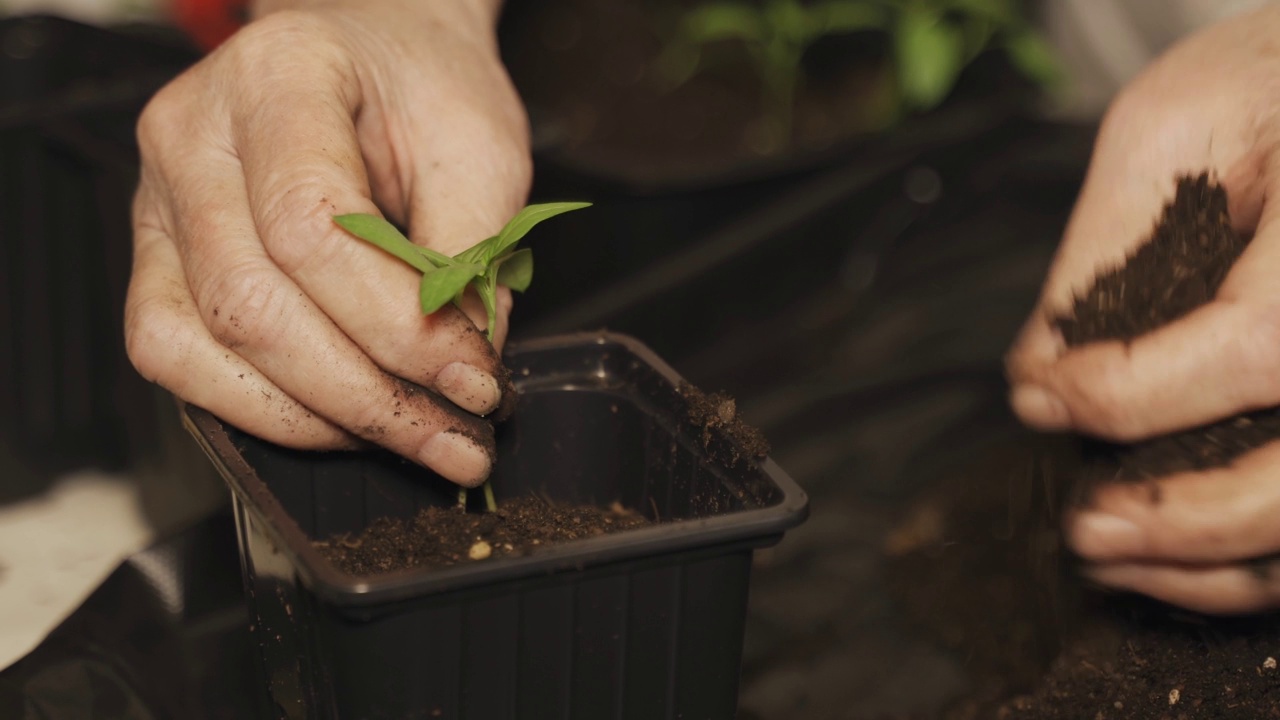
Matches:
[[124, 0, 531, 487], [1005, 4, 1280, 614]]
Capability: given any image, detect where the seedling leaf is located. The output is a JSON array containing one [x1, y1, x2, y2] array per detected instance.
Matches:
[[453, 235, 497, 266], [808, 1, 886, 35], [944, 0, 1018, 26], [895, 7, 964, 110], [764, 0, 807, 42], [415, 244, 458, 268], [681, 3, 765, 44], [495, 248, 534, 292], [335, 214, 437, 274], [419, 264, 483, 315], [488, 202, 592, 261], [654, 42, 703, 89], [1005, 29, 1062, 87]]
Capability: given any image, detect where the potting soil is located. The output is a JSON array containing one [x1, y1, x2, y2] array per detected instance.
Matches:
[[315, 497, 649, 575]]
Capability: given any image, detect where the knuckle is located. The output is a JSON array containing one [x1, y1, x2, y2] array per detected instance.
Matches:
[[1068, 360, 1144, 440], [202, 264, 290, 351], [434, 90, 533, 198], [479, 112, 533, 194], [257, 179, 351, 273], [1095, 81, 1185, 172], [221, 11, 348, 94], [1096, 84, 1144, 142], [1235, 304, 1280, 396], [227, 10, 340, 57], [124, 286, 192, 391], [136, 80, 190, 163]]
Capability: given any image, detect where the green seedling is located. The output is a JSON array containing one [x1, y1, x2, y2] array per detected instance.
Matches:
[[655, 0, 1060, 146], [656, 0, 886, 141], [333, 202, 591, 511]]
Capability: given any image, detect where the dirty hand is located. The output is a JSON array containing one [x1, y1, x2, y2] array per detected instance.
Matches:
[[1005, 4, 1280, 614], [124, 0, 531, 487]]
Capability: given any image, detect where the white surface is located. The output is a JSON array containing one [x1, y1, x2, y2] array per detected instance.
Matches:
[[0, 472, 155, 671], [0, 0, 162, 23]]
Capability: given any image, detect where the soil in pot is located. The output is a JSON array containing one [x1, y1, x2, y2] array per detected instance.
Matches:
[[314, 497, 650, 575], [313, 381, 770, 576], [678, 381, 771, 465], [883, 174, 1280, 719]]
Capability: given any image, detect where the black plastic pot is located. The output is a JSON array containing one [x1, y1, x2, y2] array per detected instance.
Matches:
[[182, 332, 808, 720]]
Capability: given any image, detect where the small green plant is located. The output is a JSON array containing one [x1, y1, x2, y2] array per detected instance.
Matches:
[[656, 0, 885, 141], [334, 202, 591, 511], [655, 0, 1060, 145]]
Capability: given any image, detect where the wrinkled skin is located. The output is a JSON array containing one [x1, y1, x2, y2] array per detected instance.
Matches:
[[1007, 4, 1280, 614], [125, 0, 531, 487]]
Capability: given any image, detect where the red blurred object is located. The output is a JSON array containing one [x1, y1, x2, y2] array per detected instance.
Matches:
[[171, 0, 248, 52]]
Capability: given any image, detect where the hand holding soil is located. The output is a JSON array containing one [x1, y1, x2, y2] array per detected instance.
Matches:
[[123, 0, 531, 486], [1006, 4, 1280, 614]]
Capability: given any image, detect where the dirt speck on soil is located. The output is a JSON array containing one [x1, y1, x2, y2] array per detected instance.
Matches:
[[677, 381, 770, 464], [995, 599, 1280, 720], [313, 496, 649, 576]]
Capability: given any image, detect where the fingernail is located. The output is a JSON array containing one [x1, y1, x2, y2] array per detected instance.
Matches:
[[436, 362, 501, 415], [1010, 385, 1070, 430], [418, 431, 491, 487], [1071, 513, 1144, 559]]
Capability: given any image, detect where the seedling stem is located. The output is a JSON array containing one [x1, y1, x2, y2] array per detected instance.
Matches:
[[335, 202, 592, 511]]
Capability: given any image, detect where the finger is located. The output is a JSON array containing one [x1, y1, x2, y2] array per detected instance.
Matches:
[[1007, 161, 1280, 440], [127, 188, 355, 450], [225, 41, 508, 417], [158, 148, 497, 487], [1067, 441, 1280, 564], [1084, 560, 1280, 615], [1013, 299, 1280, 440]]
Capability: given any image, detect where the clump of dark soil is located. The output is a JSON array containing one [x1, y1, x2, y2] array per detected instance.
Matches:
[[1059, 173, 1280, 489], [883, 173, 1280, 720], [1055, 174, 1246, 346], [315, 497, 649, 576], [678, 381, 771, 464]]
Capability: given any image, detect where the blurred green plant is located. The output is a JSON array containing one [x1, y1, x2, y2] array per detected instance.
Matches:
[[655, 0, 1060, 142]]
